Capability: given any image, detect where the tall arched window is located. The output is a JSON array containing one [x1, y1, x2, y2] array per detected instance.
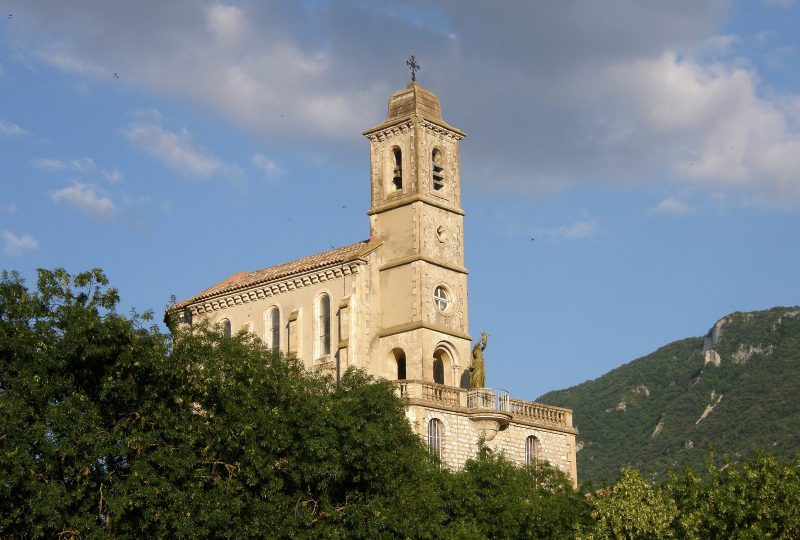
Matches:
[[432, 352, 445, 385], [220, 318, 231, 338], [266, 307, 280, 351], [428, 418, 443, 457], [392, 147, 403, 190], [432, 148, 444, 190], [525, 435, 540, 466], [394, 349, 407, 380], [317, 294, 331, 357]]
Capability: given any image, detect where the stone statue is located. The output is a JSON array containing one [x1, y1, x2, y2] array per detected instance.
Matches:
[[469, 331, 489, 389]]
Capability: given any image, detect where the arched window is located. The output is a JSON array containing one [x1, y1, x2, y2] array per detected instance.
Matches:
[[433, 353, 445, 385], [525, 435, 540, 466], [220, 318, 231, 338], [428, 418, 443, 457], [317, 294, 331, 357], [392, 147, 403, 190], [266, 307, 280, 351], [396, 350, 406, 380], [432, 148, 444, 190]]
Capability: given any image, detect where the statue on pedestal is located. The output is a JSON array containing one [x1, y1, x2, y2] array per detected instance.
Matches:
[[469, 331, 489, 389]]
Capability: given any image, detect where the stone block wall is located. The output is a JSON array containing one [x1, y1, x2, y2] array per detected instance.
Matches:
[[411, 404, 576, 483]]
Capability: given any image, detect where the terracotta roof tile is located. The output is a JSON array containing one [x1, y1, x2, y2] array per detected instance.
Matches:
[[174, 239, 372, 309]]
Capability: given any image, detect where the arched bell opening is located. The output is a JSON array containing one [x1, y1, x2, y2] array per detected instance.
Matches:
[[389, 347, 407, 380]]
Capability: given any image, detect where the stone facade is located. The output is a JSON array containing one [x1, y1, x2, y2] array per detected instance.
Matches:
[[172, 81, 578, 485]]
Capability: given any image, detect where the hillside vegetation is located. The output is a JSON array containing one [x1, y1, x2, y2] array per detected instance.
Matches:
[[539, 306, 800, 484]]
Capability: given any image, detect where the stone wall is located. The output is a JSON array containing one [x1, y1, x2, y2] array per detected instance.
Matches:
[[411, 403, 577, 483]]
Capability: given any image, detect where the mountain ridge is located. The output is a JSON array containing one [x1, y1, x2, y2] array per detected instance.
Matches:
[[538, 306, 800, 484]]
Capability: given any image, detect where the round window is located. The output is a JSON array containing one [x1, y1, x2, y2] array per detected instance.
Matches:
[[433, 285, 451, 312]]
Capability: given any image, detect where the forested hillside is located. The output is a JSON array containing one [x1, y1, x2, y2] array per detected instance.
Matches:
[[540, 306, 800, 484]]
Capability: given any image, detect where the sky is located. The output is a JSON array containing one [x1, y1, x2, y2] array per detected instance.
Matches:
[[2, 1, 799, 400]]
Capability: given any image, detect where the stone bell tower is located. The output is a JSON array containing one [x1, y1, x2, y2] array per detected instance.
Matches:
[[363, 81, 471, 388]]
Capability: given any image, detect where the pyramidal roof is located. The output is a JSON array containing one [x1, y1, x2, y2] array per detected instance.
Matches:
[[387, 82, 443, 121], [364, 82, 464, 136]]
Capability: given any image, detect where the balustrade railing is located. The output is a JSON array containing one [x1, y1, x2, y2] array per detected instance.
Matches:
[[393, 381, 570, 428], [509, 399, 567, 426], [467, 387, 510, 412]]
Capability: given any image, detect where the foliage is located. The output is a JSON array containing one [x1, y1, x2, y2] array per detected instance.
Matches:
[[580, 453, 800, 539], [1, 268, 584, 538], [437, 446, 591, 539], [0, 269, 427, 537], [664, 452, 800, 539], [9, 268, 796, 538], [539, 306, 800, 484], [577, 467, 677, 539]]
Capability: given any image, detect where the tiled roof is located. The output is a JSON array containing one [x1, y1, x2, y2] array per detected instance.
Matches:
[[173, 240, 371, 309]]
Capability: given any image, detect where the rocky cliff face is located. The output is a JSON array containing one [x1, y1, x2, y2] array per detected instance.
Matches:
[[539, 306, 800, 484]]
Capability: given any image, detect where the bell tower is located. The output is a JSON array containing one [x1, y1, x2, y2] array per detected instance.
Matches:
[[364, 79, 471, 388]]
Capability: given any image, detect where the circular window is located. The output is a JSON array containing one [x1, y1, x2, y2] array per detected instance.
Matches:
[[433, 285, 451, 312]]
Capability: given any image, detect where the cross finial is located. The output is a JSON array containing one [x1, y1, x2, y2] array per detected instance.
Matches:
[[406, 55, 420, 82]]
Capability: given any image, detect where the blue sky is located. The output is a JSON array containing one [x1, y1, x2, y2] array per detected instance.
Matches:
[[2, 1, 799, 399]]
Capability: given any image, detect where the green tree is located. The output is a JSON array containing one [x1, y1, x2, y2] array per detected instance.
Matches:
[[438, 446, 590, 539], [0, 269, 442, 538], [577, 467, 678, 539], [664, 453, 800, 539]]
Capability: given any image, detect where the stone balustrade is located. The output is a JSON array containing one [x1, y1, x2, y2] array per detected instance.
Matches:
[[393, 380, 571, 428]]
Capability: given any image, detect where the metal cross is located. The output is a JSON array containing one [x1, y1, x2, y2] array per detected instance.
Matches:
[[406, 55, 420, 82]]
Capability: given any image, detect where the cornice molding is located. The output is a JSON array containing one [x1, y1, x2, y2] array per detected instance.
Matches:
[[379, 254, 468, 274], [186, 261, 364, 316], [367, 194, 465, 216], [363, 116, 466, 141]]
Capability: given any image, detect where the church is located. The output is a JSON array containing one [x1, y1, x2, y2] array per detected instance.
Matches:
[[171, 75, 578, 484]]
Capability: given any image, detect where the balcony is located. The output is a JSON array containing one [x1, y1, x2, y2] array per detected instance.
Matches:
[[393, 380, 574, 434]]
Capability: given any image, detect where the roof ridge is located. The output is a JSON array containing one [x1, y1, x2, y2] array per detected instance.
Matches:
[[172, 239, 372, 309]]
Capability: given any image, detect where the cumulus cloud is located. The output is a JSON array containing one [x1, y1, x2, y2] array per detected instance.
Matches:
[[7, 2, 800, 207], [2, 230, 38, 255], [0, 120, 25, 136], [534, 219, 598, 240], [124, 121, 228, 179], [50, 181, 118, 219], [649, 197, 691, 215]]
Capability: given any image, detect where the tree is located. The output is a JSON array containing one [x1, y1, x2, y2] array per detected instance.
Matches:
[[664, 453, 800, 539], [577, 467, 678, 539], [0, 269, 442, 538], [438, 446, 590, 539]]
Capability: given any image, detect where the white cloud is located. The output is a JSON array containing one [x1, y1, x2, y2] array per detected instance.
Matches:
[[9, 2, 800, 207], [649, 197, 691, 215], [124, 122, 227, 179], [534, 219, 597, 240], [103, 168, 123, 183], [33, 156, 96, 173], [2, 230, 38, 255], [0, 120, 25, 136], [601, 52, 800, 206], [50, 181, 118, 219], [252, 153, 282, 182]]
